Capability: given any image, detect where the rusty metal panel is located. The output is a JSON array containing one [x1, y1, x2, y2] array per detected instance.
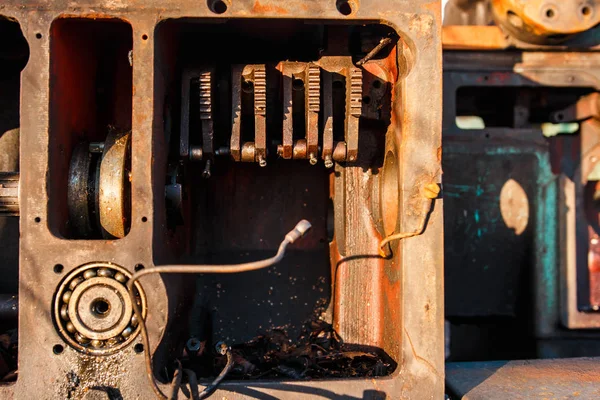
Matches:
[[446, 357, 600, 399], [0, 1, 444, 399]]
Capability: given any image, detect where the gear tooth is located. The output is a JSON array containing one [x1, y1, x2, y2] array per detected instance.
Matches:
[[198, 70, 213, 120], [349, 67, 363, 117], [307, 65, 320, 112], [252, 66, 267, 116]]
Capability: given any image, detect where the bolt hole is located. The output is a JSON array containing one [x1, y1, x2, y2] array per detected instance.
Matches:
[[141, 216, 148, 222], [208, 0, 228, 14], [53, 344, 64, 354], [582, 6, 592, 16], [142, 34, 148, 40], [91, 298, 111, 317], [135, 264, 145, 272], [242, 80, 254, 93], [373, 80, 382, 89], [54, 264, 64, 274], [134, 343, 144, 353], [35, 33, 42, 39], [292, 78, 304, 91], [34, 217, 41, 223], [545, 8, 556, 19], [362, 96, 371, 105], [336, 0, 357, 16]]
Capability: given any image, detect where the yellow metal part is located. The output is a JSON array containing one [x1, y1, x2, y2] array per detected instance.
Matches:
[[492, 0, 600, 43]]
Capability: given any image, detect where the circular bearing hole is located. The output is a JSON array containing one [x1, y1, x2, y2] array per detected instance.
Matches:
[[54, 264, 64, 274], [582, 6, 592, 16], [53, 344, 64, 354], [35, 33, 42, 39], [141, 216, 148, 222], [91, 298, 111, 317], [34, 217, 41, 223], [134, 343, 144, 353], [362, 96, 371, 105], [292, 78, 304, 91], [545, 8, 556, 19], [208, 0, 228, 14], [242, 80, 254, 93], [336, 0, 357, 16], [142, 34, 148, 40], [373, 80, 382, 89]]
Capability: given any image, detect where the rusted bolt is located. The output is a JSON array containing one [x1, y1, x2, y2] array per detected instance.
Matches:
[[202, 160, 212, 179], [258, 155, 267, 167], [423, 183, 440, 199], [324, 156, 334, 169], [190, 146, 203, 162], [309, 153, 318, 165]]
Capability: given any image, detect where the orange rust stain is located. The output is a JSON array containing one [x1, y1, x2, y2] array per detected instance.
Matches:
[[421, 0, 441, 21], [252, 0, 288, 15]]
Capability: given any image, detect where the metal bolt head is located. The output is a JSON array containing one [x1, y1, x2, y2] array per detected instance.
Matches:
[[324, 157, 334, 169], [215, 341, 228, 355], [186, 338, 201, 353]]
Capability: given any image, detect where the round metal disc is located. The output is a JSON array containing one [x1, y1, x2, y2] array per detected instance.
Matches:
[[67, 142, 94, 237], [68, 276, 132, 341], [99, 130, 131, 238]]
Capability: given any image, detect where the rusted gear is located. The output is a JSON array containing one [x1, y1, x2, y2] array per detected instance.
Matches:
[[54, 263, 146, 355], [99, 129, 132, 239], [67, 142, 96, 238], [491, 0, 600, 44]]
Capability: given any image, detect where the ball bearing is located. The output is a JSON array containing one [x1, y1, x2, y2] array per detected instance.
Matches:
[[54, 263, 146, 355]]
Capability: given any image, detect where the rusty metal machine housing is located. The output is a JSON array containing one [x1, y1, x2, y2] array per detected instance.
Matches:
[[442, 0, 600, 398], [0, 0, 443, 398]]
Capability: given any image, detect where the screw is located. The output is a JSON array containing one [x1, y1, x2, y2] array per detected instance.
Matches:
[[202, 160, 212, 179], [309, 153, 318, 165], [258, 155, 267, 167], [324, 156, 334, 169]]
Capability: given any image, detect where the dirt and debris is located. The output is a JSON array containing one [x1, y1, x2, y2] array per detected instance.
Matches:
[[0, 329, 17, 382], [184, 319, 392, 380]]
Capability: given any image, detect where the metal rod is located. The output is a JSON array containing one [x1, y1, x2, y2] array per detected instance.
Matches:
[[356, 36, 393, 67]]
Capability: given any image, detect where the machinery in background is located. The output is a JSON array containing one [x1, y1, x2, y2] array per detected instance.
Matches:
[[442, 0, 600, 398]]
